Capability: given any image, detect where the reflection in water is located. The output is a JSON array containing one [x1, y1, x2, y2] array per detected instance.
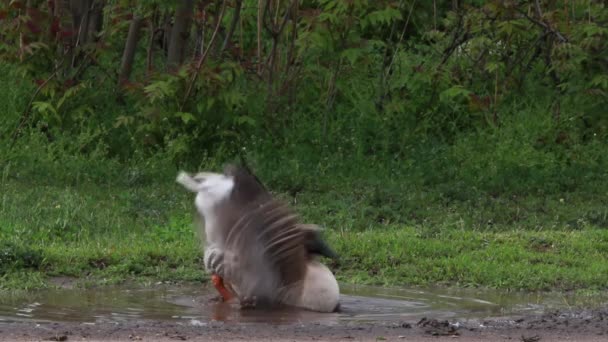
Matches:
[[0, 283, 606, 325]]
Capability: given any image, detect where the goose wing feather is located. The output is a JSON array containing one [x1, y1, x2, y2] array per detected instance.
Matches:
[[221, 198, 309, 305]]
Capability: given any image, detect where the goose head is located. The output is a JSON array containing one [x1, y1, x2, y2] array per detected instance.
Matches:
[[176, 171, 234, 215]]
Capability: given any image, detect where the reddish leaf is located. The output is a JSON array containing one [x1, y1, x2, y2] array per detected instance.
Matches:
[[195, 10, 206, 21], [112, 13, 132, 24], [27, 7, 45, 21], [300, 9, 321, 18], [95, 41, 109, 49], [0, 10, 7, 20], [10, 1, 25, 10], [50, 18, 60, 35], [63, 79, 76, 88], [47, 0, 55, 13], [26, 20, 41, 34], [35, 79, 45, 86], [60, 29, 74, 38], [468, 93, 491, 111]]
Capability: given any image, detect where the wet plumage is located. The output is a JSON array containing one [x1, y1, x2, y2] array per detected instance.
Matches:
[[177, 164, 340, 312]]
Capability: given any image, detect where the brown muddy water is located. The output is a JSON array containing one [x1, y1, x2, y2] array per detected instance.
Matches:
[[1, 283, 606, 326]]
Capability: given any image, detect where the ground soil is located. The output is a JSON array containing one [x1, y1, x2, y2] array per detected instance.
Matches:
[[1, 307, 607, 342]]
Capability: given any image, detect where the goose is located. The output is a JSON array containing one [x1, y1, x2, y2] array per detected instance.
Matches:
[[176, 164, 340, 312]]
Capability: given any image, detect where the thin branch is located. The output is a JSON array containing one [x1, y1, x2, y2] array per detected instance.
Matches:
[[385, 0, 417, 79], [275, 0, 293, 37], [220, 0, 243, 54], [8, 20, 103, 148], [281, 0, 298, 87], [257, 0, 266, 74], [438, 13, 469, 67], [146, 15, 159, 77], [263, 0, 295, 97], [10, 63, 64, 148], [262, 0, 295, 68], [433, 0, 437, 30], [262, 0, 276, 36], [71, 0, 96, 67], [180, 0, 227, 111], [238, 4, 244, 59], [533, 0, 543, 20], [518, 7, 568, 43]]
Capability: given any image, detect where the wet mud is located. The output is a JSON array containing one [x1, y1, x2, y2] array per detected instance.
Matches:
[[1, 282, 607, 341]]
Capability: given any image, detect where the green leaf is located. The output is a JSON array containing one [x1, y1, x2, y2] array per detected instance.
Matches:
[[32, 101, 60, 123], [485, 61, 504, 74], [114, 115, 134, 128], [175, 112, 196, 124], [234, 115, 256, 127], [439, 85, 472, 103], [57, 83, 86, 110], [589, 75, 608, 90], [318, 12, 339, 24], [361, 7, 402, 30], [341, 48, 363, 66], [144, 80, 173, 103]]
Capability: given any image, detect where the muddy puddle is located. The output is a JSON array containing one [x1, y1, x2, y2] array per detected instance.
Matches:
[[1, 283, 606, 327]]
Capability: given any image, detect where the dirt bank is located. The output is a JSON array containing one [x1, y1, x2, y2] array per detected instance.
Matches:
[[2, 307, 607, 342]]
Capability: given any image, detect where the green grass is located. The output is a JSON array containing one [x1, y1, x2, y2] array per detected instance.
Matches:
[[1, 141, 607, 292], [328, 228, 608, 290]]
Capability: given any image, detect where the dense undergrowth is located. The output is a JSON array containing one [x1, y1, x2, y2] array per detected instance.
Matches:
[[1, 1, 607, 291]]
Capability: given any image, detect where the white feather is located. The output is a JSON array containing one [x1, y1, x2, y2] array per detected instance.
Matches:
[[176, 170, 235, 246], [296, 261, 340, 312]]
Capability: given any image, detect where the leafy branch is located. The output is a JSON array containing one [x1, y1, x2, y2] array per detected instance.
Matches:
[[180, 0, 228, 111]]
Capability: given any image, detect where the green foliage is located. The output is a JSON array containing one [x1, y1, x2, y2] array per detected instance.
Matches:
[[0, 241, 43, 274], [1, 0, 605, 162]]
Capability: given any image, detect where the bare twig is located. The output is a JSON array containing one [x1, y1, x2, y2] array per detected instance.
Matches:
[[385, 0, 417, 79], [71, 1, 95, 68], [10, 63, 64, 148], [180, 0, 227, 111], [257, 0, 265, 74], [262, 0, 295, 68], [533, 0, 543, 19], [118, 14, 143, 86], [9, 15, 105, 148], [238, 4, 244, 59], [220, 0, 243, 54], [281, 0, 298, 91], [146, 15, 159, 77], [433, 0, 437, 30], [518, 5, 568, 43], [438, 13, 469, 67], [262, 0, 295, 99]]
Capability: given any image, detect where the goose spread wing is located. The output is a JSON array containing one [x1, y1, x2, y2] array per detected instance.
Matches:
[[220, 197, 309, 306]]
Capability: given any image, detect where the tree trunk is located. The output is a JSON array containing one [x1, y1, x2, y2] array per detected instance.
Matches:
[[70, 0, 91, 46], [86, 0, 104, 43], [167, 0, 195, 71], [193, 22, 204, 59], [53, 0, 73, 77], [146, 13, 157, 77], [162, 12, 172, 56], [20, 0, 34, 62], [118, 15, 143, 86], [452, 0, 459, 11], [257, 0, 264, 74]]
